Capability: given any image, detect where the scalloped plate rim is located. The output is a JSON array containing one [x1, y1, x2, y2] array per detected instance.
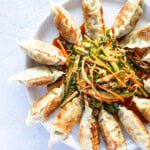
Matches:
[[25, 0, 150, 150]]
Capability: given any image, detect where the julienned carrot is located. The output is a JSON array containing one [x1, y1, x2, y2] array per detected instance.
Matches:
[[61, 76, 65, 84], [74, 49, 84, 55], [96, 84, 124, 102], [90, 64, 96, 84], [126, 84, 132, 92], [57, 39, 70, 63], [100, 98, 119, 103], [84, 35, 99, 47], [129, 76, 143, 87], [97, 97, 119, 103], [77, 72, 91, 89], [83, 89, 118, 103], [91, 54, 126, 87]]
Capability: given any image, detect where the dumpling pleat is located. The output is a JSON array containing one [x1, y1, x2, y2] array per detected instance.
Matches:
[[79, 100, 99, 150], [133, 96, 150, 122], [26, 84, 65, 125], [50, 2, 82, 45], [82, 0, 105, 40], [9, 66, 64, 87], [144, 78, 150, 93], [99, 109, 126, 150], [119, 23, 150, 49], [112, 0, 144, 39], [48, 97, 83, 147], [118, 106, 150, 149], [18, 40, 66, 65]]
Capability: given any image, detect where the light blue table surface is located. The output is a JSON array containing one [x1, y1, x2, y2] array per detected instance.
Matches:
[[0, 0, 71, 149], [0, 0, 149, 150]]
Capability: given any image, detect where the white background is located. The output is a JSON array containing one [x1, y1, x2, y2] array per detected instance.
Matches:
[[0, 0, 149, 150], [0, 0, 71, 149]]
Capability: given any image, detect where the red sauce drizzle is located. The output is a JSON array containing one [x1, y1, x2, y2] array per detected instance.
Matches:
[[80, 23, 85, 36], [52, 34, 63, 49], [52, 34, 67, 72], [113, 97, 149, 124], [135, 48, 147, 58], [119, 72, 150, 124], [52, 24, 150, 124], [123, 97, 148, 124], [113, 112, 120, 122], [52, 24, 85, 72], [146, 74, 150, 80], [114, 52, 150, 123], [135, 69, 145, 77]]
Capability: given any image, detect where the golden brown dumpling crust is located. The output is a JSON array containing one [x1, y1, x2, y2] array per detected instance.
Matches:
[[19, 40, 66, 65], [137, 24, 150, 39], [133, 96, 150, 122], [118, 106, 150, 149], [112, 0, 144, 39], [144, 78, 150, 93], [99, 109, 126, 150], [9, 66, 64, 87], [51, 4, 82, 44], [79, 101, 99, 150], [26, 84, 64, 125], [82, 0, 105, 40], [119, 23, 150, 49], [48, 97, 83, 147], [53, 97, 82, 134]]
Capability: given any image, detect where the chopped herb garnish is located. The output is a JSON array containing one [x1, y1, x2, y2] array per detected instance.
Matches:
[[104, 102, 119, 114], [61, 40, 67, 45], [88, 75, 92, 79], [91, 100, 102, 108], [106, 29, 111, 37]]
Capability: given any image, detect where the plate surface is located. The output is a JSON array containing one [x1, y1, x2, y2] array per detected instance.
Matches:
[[26, 0, 150, 149]]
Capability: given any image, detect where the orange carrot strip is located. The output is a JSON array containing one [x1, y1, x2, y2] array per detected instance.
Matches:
[[129, 76, 143, 87], [100, 97, 119, 103], [91, 54, 126, 87], [83, 89, 118, 103], [97, 84, 124, 102], [77, 72, 89, 89], [126, 84, 132, 92], [84, 35, 99, 47], [57, 39, 70, 62]]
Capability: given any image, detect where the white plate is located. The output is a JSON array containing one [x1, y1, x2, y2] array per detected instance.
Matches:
[[25, 0, 150, 149]]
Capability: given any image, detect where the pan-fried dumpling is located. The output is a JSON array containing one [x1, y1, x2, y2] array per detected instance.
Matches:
[[48, 97, 82, 147], [18, 40, 66, 65], [112, 0, 144, 39], [118, 106, 150, 149], [79, 101, 99, 150], [47, 78, 63, 92], [99, 108, 126, 150], [133, 96, 150, 122], [142, 48, 150, 63], [144, 79, 150, 93], [50, 3, 82, 45], [82, 0, 105, 40], [26, 84, 64, 125], [119, 23, 150, 49], [9, 66, 64, 87]]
